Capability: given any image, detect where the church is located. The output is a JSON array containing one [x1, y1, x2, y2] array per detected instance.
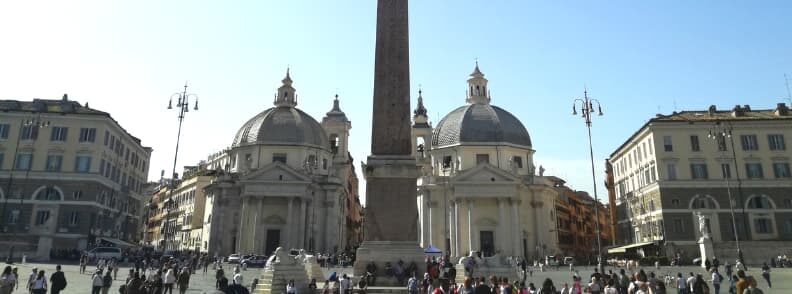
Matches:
[[202, 70, 363, 256], [413, 64, 563, 260]]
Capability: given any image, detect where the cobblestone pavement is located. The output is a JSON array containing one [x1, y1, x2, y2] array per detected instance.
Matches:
[[2, 262, 790, 293]]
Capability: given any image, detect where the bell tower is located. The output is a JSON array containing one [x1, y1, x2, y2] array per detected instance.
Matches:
[[466, 62, 490, 105], [322, 94, 352, 162]]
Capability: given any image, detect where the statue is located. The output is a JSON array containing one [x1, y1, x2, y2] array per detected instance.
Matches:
[[539, 165, 545, 177], [269, 247, 296, 265], [697, 213, 709, 238]]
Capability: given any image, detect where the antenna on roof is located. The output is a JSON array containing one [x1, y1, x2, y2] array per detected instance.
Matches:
[[785, 73, 792, 105]]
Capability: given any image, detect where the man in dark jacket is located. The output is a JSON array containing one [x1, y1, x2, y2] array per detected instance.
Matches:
[[49, 265, 67, 294]]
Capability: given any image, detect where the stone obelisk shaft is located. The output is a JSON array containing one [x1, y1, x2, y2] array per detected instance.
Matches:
[[364, 0, 418, 242]]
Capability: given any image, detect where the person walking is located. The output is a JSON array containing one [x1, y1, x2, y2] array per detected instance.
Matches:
[[80, 254, 88, 274], [91, 269, 104, 294], [29, 270, 47, 294], [0, 266, 16, 294], [710, 268, 722, 294], [163, 268, 176, 294], [232, 267, 244, 287], [101, 269, 113, 294], [760, 262, 771, 288], [49, 265, 67, 294], [26, 267, 38, 294], [177, 267, 191, 294]]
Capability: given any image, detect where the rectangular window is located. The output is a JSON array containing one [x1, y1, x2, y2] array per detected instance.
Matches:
[[773, 162, 791, 178], [741, 135, 759, 151], [690, 163, 708, 179], [0, 153, 4, 170], [15, 154, 32, 170], [666, 163, 677, 180], [35, 210, 50, 225], [715, 135, 727, 151], [68, 211, 79, 226], [104, 130, 109, 146], [745, 163, 764, 179], [0, 123, 10, 139], [721, 163, 732, 179], [272, 153, 287, 164], [690, 135, 700, 151], [663, 136, 673, 152], [72, 190, 82, 200], [7, 210, 20, 224], [768, 134, 786, 151], [45, 155, 63, 171], [442, 156, 452, 169], [512, 156, 523, 169], [476, 154, 490, 165], [785, 219, 792, 234], [79, 128, 97, 142], [74, 155, 92, 173], [755, 219, 772, 234], [20, 125, 39, 140], [50, 126, 68, 141], [673, 219, 684, 233], [649, 138, 654, 154], [99, 159, 105, 175]]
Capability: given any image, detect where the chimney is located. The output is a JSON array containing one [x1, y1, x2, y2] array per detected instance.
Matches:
[[732, 105, 743, 117], [707, 105, 716, 116], [743, 104, 751, 111], [62, 93, 68, 101], [775, 103, 789, 116]]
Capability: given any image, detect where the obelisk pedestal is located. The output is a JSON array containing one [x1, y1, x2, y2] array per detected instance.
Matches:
[[353, 0, 424, 286]]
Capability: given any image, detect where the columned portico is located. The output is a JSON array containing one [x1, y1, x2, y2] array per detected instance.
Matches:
[[497, 198, 506, 253], [467, 199, 474, 253]]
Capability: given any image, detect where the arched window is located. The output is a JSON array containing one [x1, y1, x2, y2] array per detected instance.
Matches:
[[35, 186, 62, 201], [690, 195, 718, 209], [747, 195, 774, 209]]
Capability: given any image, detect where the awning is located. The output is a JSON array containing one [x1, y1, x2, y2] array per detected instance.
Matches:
[[607, 242, 654, 254], [99, 237, 138, 248], [424, 245, 442, 254]]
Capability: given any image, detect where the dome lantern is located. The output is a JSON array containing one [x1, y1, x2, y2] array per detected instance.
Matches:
[[466, 61, 490, 105], [274, 68, 297, 107]]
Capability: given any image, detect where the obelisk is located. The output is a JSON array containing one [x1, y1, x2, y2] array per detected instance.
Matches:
[[353, 0, 424, 284]]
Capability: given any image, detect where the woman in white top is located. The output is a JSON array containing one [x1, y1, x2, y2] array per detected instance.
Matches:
[[163, 268, 177, 294], [30, 270, 47, 294]]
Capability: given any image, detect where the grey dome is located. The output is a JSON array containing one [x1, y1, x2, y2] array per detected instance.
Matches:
[[232, 106, 329, 149], [431, 104, 532, 148]]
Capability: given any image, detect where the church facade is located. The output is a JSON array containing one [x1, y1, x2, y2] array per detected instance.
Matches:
[[413, 64, 564, 260], [201, 71, 362, 256]]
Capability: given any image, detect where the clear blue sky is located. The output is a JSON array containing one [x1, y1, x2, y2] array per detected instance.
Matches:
[[1, 0, 790, 203]]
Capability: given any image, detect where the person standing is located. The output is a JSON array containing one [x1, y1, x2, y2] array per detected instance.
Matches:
[[0, 266, 16, 294], [676, 273, 687, 294], [27, 267, 38, 294], [29, 270, 47, 294], [101, 269, 113, 294], [760, 262, 771, 288], [232, 267, 244, 287], [80, 255, 88, 274], [49, 265, 67, 294], [177, 267, 191, 294], [710, 268, 722, 294], [339, 274, 350, 294]]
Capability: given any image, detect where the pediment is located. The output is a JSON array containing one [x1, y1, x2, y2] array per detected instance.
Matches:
[[452, 164, 518, 183], [241, 162, 311, 182]]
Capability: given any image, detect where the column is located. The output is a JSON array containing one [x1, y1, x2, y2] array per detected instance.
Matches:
[[286, 197, 293, 248], [511, 199, 520, 256], [427, 192, 433, 246], [299, 198, 307, 249], [454, 201, 460, 257], [254, 198, 262, 252], [449, 200, 457, 257], [467, 199, 474, 254], [421, 194, 428, 246], [497, 198, 506, 253], [237, 197, 247, 253], [306, 201, 313, 251]]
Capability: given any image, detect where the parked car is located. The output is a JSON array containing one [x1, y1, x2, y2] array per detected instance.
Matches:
[[563, 256, 575, 265], [227, 254, 242, 264], [84, 247, 123, 261], [241, 255, 268, 268]]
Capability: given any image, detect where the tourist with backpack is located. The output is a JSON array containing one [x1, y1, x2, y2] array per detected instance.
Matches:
[[711, 268, 723, 294]]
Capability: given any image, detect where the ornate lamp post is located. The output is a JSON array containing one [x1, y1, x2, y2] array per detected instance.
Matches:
[[571, 89, 604, 272], [2, 114, 49, 263], [707, 121, 746, 265], [165, 83, 198, 250]]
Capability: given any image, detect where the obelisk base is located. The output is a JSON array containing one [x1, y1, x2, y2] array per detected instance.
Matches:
[[354, 241, 425, 286]]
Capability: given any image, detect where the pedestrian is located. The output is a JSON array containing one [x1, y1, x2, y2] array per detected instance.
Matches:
[[0, 266, 16, 294], [49, 265, 67, 294], [29, 270, 46, 294], [80, 254, 89, 274], [339, 274, 350, 294], [113, 261, 119, 280], [711, 268, 722, 294], [178, 267, 191, 294], [163, 268, 176, 294], [232, 267, 244, 287], [91, 269, 103, 294], [216, 271, 229, 291], [287, 279, 298, 294], [540, 278, 557, 294], [760, 262, 771, 288], [691, 274, 708, 294], [102, 270, 113, 294], [27, 267, 38, 293], [322, 280, 331, 294], [559, 283, 569, 294]]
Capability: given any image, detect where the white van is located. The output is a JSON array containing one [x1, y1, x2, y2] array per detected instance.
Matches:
[[85, 247, 122, 260]]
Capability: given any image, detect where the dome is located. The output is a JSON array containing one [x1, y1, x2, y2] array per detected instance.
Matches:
[[232, 106, 329, 149], [431, 103, 532, 148]]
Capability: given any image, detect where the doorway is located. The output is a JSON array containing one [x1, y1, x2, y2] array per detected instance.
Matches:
[[480, 231, 494, 257], [265, 229, 281, 255]]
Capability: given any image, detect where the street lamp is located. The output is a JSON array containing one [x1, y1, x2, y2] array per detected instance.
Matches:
[[2, 114, 49, 263], [707, 121, 746, 265], [571, 89, 604, 273], [165, 82, 199, 251]]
